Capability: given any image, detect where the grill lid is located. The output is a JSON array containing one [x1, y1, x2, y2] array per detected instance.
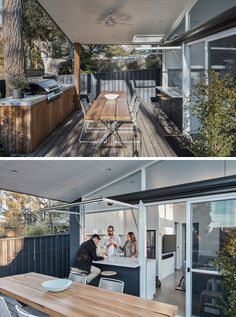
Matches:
[[37, 79, 62, 93]]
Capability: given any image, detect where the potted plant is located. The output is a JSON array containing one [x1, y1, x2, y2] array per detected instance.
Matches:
[[10, 78, 28, 99], [214, 232, 236, 316], [189, 71, 236, 157]]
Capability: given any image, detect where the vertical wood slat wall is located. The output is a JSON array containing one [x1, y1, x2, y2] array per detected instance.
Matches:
[[0, 234, 70, 278], [0, 87, 74, 155]]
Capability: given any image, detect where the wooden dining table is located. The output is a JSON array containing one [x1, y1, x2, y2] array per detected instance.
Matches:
[[0, 272, 177, 317], [84, 91, 131, 147]]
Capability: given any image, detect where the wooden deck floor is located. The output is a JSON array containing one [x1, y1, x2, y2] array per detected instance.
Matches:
[[32, 103, 177, 157]]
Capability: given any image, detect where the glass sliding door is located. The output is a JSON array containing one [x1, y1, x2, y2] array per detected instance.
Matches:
[[186, 196, 236, 317]]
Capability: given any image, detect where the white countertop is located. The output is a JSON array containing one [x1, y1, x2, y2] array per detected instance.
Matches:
[[156, 86, 182, 98], [0, 84, 74, 107], [93, 257, 156, 268]]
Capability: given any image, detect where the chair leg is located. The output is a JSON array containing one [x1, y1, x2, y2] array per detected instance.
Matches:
[[79, 120, 99, 144]]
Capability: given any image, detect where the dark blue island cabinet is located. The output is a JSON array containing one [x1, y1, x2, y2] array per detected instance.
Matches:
[[93, 257, 156, 299]]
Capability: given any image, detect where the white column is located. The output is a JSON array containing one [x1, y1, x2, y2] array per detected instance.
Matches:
[[80, 197, 86, 242], [186, 201, 193, 317], [182, 10, 191, 136], [182, 43, 191, 136], [162, 52, 168, 87], [139, 167, 147, 298], [138, 200, 147, 299]]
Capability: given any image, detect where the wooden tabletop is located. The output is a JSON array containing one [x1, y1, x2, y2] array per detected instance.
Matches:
[[85, 91, 131, 122], [0, 273, 177, 317]]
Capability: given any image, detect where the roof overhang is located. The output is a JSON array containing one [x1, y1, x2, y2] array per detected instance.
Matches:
[[0, 160, 151, 202], [36, 0, 196, 44]]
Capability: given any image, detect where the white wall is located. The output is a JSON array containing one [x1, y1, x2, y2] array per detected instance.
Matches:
[[155, 204, 186, 280]]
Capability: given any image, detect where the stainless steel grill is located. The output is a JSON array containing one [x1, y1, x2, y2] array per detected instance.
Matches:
[[28, 79, 63, 102]]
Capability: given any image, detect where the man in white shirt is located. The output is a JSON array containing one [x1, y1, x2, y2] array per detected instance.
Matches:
[[102, 225, 121, 257]]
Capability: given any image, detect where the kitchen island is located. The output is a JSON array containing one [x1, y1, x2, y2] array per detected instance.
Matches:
[[93, 257, 156, 299], [0, 85, 74, 154]]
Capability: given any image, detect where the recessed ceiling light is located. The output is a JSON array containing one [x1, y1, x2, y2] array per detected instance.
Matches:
[[72, 187, 78, 191], [105, 168, 112, 172], [10, 169, 18, 174], [130, 180, 135, 184]]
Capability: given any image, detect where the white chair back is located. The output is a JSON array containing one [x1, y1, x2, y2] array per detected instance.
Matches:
[[68, 272, 87, 284], [131, 97, 141, 122], [129, 93, 137, 111], [0, 297, 12, 317], [15, 306, 37, 317], [87, 93, 94, 104], [80, 98, 90, 115], [98, 278, 124, 293]]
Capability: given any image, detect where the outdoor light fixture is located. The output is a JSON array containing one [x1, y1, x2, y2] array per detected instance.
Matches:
[[10, 169, 18, 174], [105, 168, 112, 172]]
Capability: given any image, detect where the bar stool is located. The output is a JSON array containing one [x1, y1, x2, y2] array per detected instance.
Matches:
[[101, 271, 117, 278]]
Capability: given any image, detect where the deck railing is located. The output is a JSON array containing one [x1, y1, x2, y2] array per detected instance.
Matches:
[[56, 68, 161, 103], [0, 233, 70, 278]]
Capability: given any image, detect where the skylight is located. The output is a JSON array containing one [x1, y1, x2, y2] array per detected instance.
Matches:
[[132, 35, 164, 44]]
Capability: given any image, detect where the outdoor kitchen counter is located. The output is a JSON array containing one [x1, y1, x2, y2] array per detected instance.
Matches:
[[156, 86, 182, 98], [93, 257, 156, 299], [0, 84, 74, 107], [0, 85, 75, 154], [93, 256, 141, 268]]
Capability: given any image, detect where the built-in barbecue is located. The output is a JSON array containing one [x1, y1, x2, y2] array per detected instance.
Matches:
[[28, 79, 63, 102]]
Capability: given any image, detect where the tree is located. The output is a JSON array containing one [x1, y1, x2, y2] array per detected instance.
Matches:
[[0, 190, 69, 236], [22, 0, 73, 75], [190, 71, 236, 157], [3, 0, 26, 96], [214, 232, 236, 316]]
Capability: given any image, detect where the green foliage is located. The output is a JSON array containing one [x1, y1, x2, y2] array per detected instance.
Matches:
[[9, 78, 28, 90], [214, 232, 236, 316], [145, 54, 161, 69], [22, 0, 68, 59], [25, 224, 48, 236], [0, 227, 6, 238], [191, 71, 236, 157], [0, 190, 69, 236]]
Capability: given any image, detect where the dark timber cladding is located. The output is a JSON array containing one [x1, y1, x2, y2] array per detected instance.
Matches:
[[108, 175, 236, 204], [164, 5, 236, 46]]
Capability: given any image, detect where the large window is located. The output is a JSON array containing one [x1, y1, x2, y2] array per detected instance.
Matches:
[[191, 198, 236, 317], [209, 34, 236, 85]]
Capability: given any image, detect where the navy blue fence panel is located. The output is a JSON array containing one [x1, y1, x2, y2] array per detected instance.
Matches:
[[56, 68, 161, 103], [0, 80, 6, 99], [0, 233, 70, 278]]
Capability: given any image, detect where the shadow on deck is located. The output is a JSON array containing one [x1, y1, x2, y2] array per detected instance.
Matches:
[[31, 103, 192, 157]]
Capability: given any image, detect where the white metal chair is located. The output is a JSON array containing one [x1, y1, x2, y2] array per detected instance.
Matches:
[[87, 92, 95, 104], [0, 296, 12, 317], [15, 304, 49, 317], [68, 272, 87, 284], [129, 92, 137, 112], [98, 278, 124, 293], [79, 98, 105, 143], [15, 306, 38, 317], [114, 97, 142, 146]]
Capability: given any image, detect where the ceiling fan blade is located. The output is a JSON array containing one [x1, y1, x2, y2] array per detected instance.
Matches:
[[115, 14, 127, 21], [116, 22, 133, 26]]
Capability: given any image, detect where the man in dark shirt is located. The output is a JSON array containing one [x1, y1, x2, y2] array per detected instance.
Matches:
[[71, 234, 104, 283]]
